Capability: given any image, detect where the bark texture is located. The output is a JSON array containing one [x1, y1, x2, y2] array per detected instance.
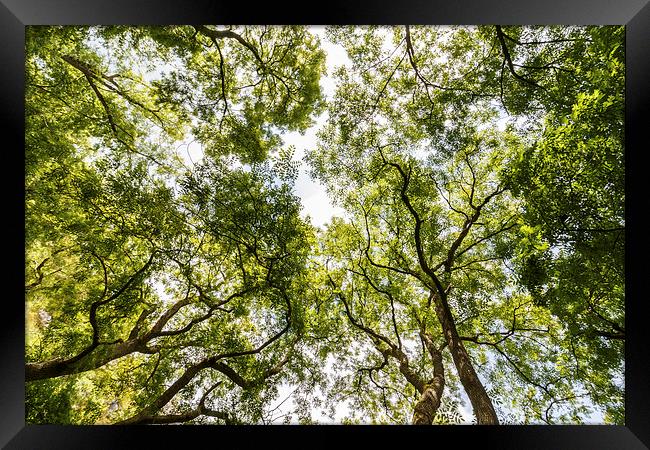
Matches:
[[412, 335, 445, 425], [26, 339, 145, 381], [432, 292, 499, 424]]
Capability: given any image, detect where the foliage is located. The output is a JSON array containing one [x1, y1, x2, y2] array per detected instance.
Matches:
[[26, 25, 324, 425], [25, 25, 624, 425]]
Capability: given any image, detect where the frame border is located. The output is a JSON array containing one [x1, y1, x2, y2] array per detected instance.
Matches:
[[2, 0, 648, 448]]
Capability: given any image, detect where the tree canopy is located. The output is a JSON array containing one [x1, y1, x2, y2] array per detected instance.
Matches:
[[25, 25, 624, 425]]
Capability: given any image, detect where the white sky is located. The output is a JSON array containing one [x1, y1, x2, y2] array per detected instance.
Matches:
[[282, 26, 349, 229]]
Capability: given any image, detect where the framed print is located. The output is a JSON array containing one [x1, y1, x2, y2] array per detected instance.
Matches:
[[2, 0, 649, 448]]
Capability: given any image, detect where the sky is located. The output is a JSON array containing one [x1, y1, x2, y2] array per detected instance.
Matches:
[[277, 27, 348, 229], [168, 26, 362, 424], [272, 26, 503, 230], [265, 27, 354, 423]]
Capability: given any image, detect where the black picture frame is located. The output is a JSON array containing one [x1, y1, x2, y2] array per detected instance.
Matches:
[[2, 0, 648, 448]]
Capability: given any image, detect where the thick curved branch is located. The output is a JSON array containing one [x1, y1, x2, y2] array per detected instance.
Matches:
[[213, 39, 229, 127], [194, 26, 263, 65], [26, 256, 253, 381], [355, 266, 403, 350], [116, 358, 213, 424], [62, 55, 166, 129], [26, 251, 158, 381], [495, 26, 544, 90], [61, 55, 169, 168], [372, 146, 499, 424], [118, 331, 294, 424], [132, 382, 233, 424], [585, 292, 625, 339], [376, 147, 445, 296], [209, 291, 292, 361], [404, 26, 486, 102], [84, 252, 157, 353], [453, 218, 518, 263], [25, 248, 67, 291], [460, 333, 553, 399], [361, 219, 427, 285], [328, 274, 396, 351], [144, 286, 250, 339], [328, 274, 426, 396], [429, 289, 499, 425], [430, 174, 470, 220]]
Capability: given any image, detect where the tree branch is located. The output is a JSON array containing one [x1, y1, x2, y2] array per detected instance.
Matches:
[[194, 26, 264, 66], [494, 26, 544, 90]]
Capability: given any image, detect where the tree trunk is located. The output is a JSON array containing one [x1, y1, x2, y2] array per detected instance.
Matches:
[[412, 340, 445, 425], [431, 292, 499, 424], [412, 378, 445, 424]]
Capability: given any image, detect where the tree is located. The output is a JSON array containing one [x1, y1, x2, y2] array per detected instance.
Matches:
[[306, 25, 623, 424], [25, 25, 325, 424]]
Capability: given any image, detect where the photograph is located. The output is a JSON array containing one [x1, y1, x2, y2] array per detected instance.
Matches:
[[24, 24, 626, 426]]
